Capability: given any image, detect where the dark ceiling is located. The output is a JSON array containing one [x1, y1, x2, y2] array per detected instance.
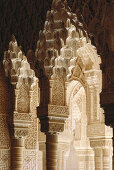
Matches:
[[0, 0, 52, 60], [0, 0, 113, 62]]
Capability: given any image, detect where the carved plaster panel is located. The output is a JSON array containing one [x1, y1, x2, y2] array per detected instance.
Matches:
[[17, 84, 29, 113], [0, 115, 11, 149], [25, 118, 38, 149], [23, 150, 37, 170], [0, 149, 10, 170], [52, 76, 65, 106]]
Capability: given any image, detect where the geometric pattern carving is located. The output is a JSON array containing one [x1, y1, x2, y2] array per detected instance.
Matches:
[[87, 124, 113, 137], [0, 115, 11, 149], [25, 118, 38, 149], [90, 139, 113, 148], [0, 149, 10, 170], [17, 84, 29, 113], [2, 36, 39, 170], [23, 150, 37, 170], [52, 77, 65, 106], [3, 37, 38, 141]]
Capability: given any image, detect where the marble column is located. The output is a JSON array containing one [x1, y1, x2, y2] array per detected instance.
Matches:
[[46, 133, 58, 170]]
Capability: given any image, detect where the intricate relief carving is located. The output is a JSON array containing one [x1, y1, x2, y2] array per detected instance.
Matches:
[[0, 149, 10, 170], [1, 1, 113, 170], [17, 84, 29, 113], [87, 124, 106, 137], [23, 150, 37, 170], [41, 121, 64, 133], [49, 123, 64, 132], [90, 139, 112, 148], [38, 104, 67, 133], [34, 0, 99, 82], [3, 37, 38, 143], [0, 115, 11, 149], [13, 113, 32, 121], [38, 104, 69, 118], [52, 76, 65, 106], [25, 118, 38, 149], [3, 36, 38, 89], [68, 0, 113, 126], [14, 129, 28, 138], [32, 83, 39, 113], [48, 105, 69, 117]]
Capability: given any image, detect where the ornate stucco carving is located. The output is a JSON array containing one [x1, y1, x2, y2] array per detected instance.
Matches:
[[0, 1, 113, 170], [38, 104, 68, 134], [68, 0, 114, 127], [35, 0, 102, 138], [3, 35, 38, 140]]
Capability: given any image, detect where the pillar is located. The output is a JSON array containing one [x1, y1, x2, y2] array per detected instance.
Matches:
[[94, 148, 102, 170], [90, 138, 113, 170], [38, 104, 69, 170], [11, 137, 25, 170], [90, 87, 94, 122], [57, 150, 63, 170], [3, 36, 37, 170], [46, 133, 58, 170], [103, 147, 112, 170]]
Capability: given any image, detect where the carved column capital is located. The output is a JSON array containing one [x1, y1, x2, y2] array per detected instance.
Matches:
[[37, 104, 69, 134], [8, 112, 32, 139], [37, 104, 69, 170]]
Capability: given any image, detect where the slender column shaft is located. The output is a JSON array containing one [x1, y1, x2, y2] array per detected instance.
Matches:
[[96, 89, 100, 121], [58, 151, 63, 170], [95, 148, 102, 170], [103, 148, 112, 170], [46, 133, 58, 170], [11, 138, 24, 170], [90, 89, 94, 122], [14, 89, 19, 112]]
